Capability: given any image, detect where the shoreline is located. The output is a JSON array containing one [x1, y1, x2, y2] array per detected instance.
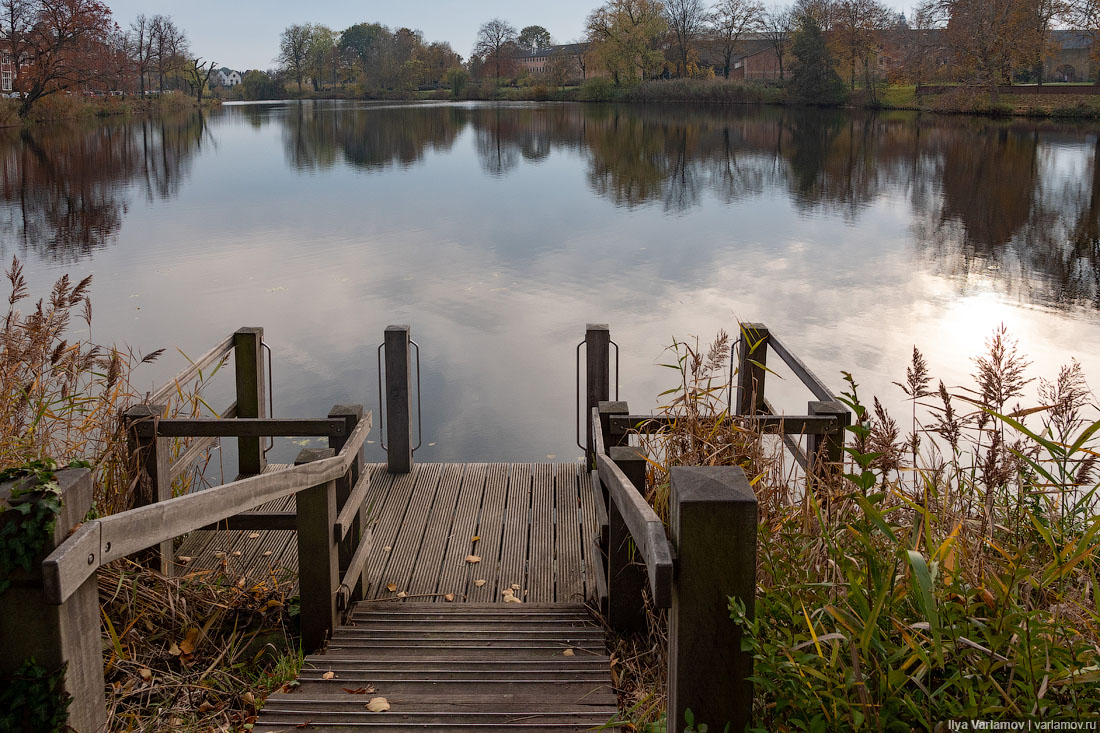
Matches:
[[0, 92, 221, 128]]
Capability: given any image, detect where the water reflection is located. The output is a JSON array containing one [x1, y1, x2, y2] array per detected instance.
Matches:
[[5, 101, 1100, 312], [0, 113, 208, 262]]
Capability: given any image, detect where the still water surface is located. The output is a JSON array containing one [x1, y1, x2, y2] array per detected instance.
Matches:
[[7, 101, 1100, 464]]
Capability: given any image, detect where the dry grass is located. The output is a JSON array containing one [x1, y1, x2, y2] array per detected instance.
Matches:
[[618, 324, 1100, 730]]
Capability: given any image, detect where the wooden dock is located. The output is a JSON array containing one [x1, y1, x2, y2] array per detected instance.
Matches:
[[178, 462, 602, 605], [9, 323, 850, 733]]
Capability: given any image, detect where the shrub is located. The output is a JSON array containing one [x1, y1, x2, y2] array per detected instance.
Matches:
[[577, 77, 618, 102]]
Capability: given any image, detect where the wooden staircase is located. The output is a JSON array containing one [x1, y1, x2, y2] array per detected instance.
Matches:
[[256, 602, 620, 731]]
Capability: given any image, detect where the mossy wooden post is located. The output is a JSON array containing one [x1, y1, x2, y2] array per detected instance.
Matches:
[[329, 404, 366, 602], [607, 444, 650, 634], [585, 324, 610, 468], [737, 323, 770, 416], [234, 327, 266, 477], [668, 466, 757, 733], [384, 326, 412, 474], [123, 404, 171, 574], [0, 469, 106, 732], [294, 447, 338, 652], [808, 400, 850, 476]]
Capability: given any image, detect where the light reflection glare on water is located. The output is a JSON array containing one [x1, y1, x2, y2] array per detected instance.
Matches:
[[4, 101, 1100, 463]]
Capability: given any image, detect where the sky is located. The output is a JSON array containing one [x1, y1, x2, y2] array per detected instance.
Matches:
[[106, 0, 917, 72]]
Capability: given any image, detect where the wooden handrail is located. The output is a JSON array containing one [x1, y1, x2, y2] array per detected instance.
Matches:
[[766, 331, 835, 402], [609, 412, 839, 437], [135, 417, 347, 439], [591, 408, 673, 608], [148, 332, 235, 406], [42, 412, 372, 605], [166, 402, 237, 482]]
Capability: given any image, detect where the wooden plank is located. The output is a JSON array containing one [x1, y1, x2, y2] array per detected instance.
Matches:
[[594, 451, 674, 609], [528, 464, 554, 603], [435, 463, 487, 600], [381, 464, 445, 597], [197, 511, 295, 531], [233, 327, 266, 476], [584, 325, 611, 465], [579, 470, 601, 605], [384, 325, 413, 473], [145, 417, 346, 438], [366, 464, 442, 599], [405, 464, 466, 598], [554, 464, 584, 604], [497, 464, 531, 603], [466, 463, 508, 602], [149, 332, 234, 406], [259, 691, 616, 708], [768, 331, 835, 401], [339, 527, 374, 603], [361, 469, 417, 598]]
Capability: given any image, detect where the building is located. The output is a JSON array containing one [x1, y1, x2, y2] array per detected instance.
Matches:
[[513, 44, 595, 81], [1045, 30, 1094, 82]]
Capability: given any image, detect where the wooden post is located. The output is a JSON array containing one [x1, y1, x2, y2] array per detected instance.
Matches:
[[737, 323, 770, 416], [294, 447, 338, 652], [668, 466, 757, 733], [329, 404, 366, 602], [808, 400, 850, 476], [607, 445, 650, 635], [123, 404, 171, 574], [384, 326, 412, 474], [597, 401, 628, 509], [234, 327, 266, 477], [585, 324, 611, 467], [0, 469, 106, 732]]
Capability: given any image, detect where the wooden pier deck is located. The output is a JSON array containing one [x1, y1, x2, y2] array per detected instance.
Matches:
[[177, 462, 602, 605]]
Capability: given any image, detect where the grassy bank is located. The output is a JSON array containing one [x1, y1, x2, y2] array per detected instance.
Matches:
[[615, 328, 1100, 730], [0, 92, 220, 127]]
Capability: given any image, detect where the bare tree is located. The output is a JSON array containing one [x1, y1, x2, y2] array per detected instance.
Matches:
[[129, 13, 153, 95], [151, 15, 187, 91], [665, 0, 708, 75], [710, 0, 765, 77], [184, 56, 216, 104], [278, 23, 312, 90], [474, 18, 518, 82], [762, 5, 794, 79], [569, 40, 592, 79]]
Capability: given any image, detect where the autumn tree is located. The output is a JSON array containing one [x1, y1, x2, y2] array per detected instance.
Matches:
[[709, 0, 765, 77], [417, 41, 462, 87], [788, 12, 846, 102], [665, 0, 707, 75], [1064, 0, 1100, 82], [934, 0, 1037, 101], [586, 0, 668, 84], [517, 24, 551, 49], [762, 4, 795, 79], [830, 0, 892, 96], [278, 23, 312, 90], [2, 0, 120, 117], [474, 18, 518, 82]]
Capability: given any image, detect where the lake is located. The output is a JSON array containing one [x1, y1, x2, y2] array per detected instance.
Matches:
[[7, 100, 1100, 466]]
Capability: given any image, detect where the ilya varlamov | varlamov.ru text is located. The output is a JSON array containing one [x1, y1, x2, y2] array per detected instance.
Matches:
[[946, 722, 1097, 731]]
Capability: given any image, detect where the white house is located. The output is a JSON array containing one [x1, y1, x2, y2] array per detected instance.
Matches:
[[223, 70, 242, 87]]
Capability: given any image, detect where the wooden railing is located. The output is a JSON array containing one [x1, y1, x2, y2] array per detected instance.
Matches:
[[3, 326, 378, 728], [582, 322, 850, 733]]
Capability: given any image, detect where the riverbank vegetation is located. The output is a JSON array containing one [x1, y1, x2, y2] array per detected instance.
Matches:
[[616, 327, 1100, 729]]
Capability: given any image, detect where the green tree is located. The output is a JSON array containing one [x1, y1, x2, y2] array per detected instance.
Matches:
[[443, 66, 468, 97], [787, 15, 847, 104], [278, 23, 312, 90], [306, 25, 337, 91], [517, 25, 552, 49], [240, 69, 285, 100]]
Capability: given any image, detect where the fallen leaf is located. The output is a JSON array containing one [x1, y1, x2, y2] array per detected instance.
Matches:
[[444, 593, 455, 602], [213, 551, 227, 559], [138, 668, 152, 681], [168, 642, 181, 656], [197, 700, 214, 713], [242, 691, 255, 706], [366, 697, 390, 712], [176, 556, 192, 564], [248, 532, 260, 539], [397, 591, 408, 598], [342, 686, 377, 694], [504, 594, 523, 604], [179, 628, 199, 656], [471, 535, 480, 542], [262, 551, 272, 557], [511, 583, 520, 591], [474, 579, 486, 587], [232, 551, 242, 557], [386, 582, 397, 592], [383, 545, 391, 552], [563, 648, 575, 657], [322, 671, 336, 680], [465, 555, 481, 564]]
